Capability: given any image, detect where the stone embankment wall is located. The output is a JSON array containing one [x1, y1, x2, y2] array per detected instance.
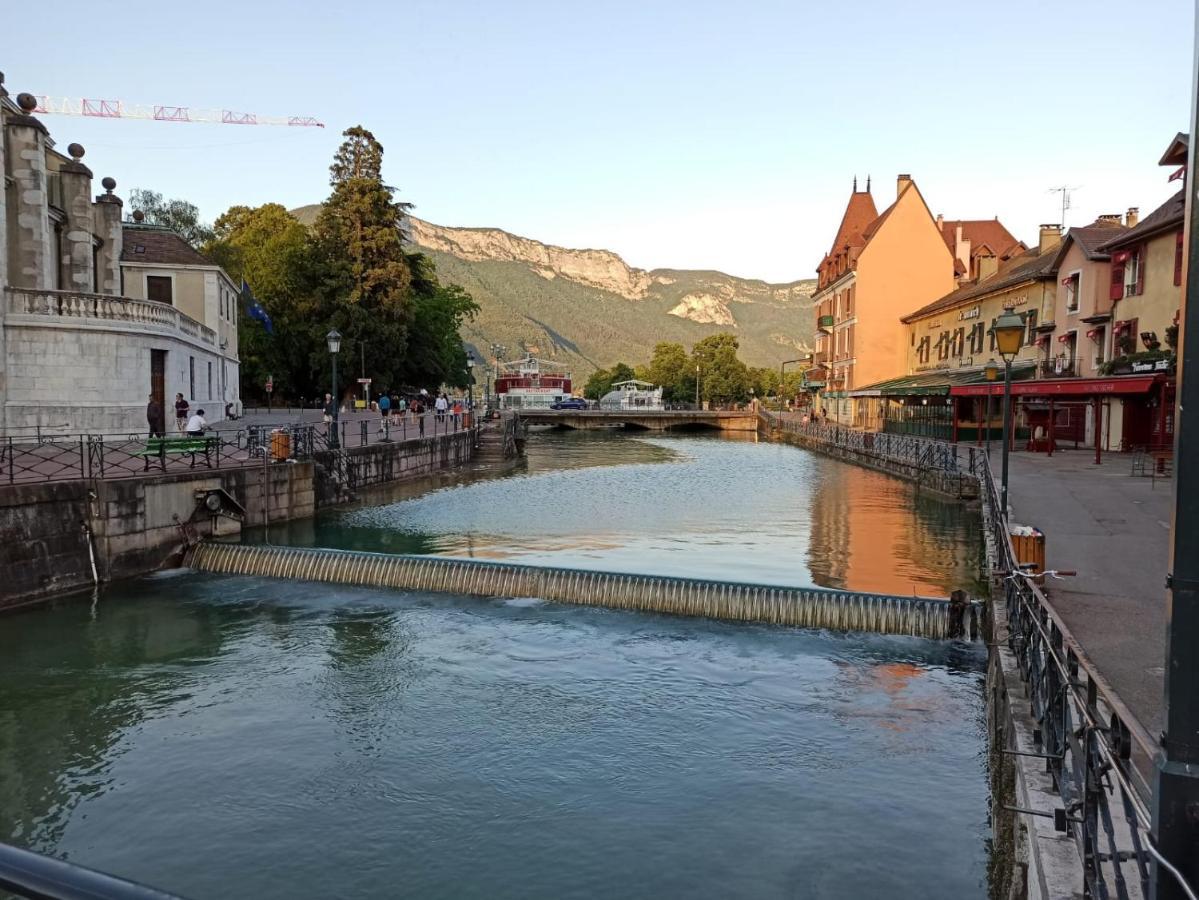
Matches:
[[0, 463, 314, 611], [757, 414, 978, 503], [1, 428, 480, 611]]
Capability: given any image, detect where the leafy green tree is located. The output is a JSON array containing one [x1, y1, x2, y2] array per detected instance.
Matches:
[[205, 204, 319, 402], [583, 367, 613, 399], [691, 333, 750, 404], [129, 188, 215, 247], [646, 341, 691, 401], [402, 253, 479, 389], [311, 126, 414, 396]]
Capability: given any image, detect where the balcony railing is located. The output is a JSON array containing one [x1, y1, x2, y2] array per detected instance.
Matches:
[[6, 288, 217, 346], [1038, 355, 1078, 379]]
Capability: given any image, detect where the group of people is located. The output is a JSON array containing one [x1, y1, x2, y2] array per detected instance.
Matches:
[[319, 389, 470, 437], [146, 393, 207, 437]]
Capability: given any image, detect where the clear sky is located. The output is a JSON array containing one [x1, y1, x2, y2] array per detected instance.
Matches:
[[8, 0, 1193, 282]]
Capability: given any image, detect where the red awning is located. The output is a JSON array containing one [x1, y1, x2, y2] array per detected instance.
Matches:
[[951, 375, 1162, 398]]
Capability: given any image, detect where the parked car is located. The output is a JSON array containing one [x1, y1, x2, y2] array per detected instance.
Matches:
[[549, 398, 589, 410]]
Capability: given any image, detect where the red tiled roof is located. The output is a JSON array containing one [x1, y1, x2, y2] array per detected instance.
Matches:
[[1101, 190, 1185, 251], [901, 245, 1058, 322], [827, 190, 879, 254], [120, 225, 215, 266], [1061, 220, 1130, 261], [939, 219, 1023, 260]]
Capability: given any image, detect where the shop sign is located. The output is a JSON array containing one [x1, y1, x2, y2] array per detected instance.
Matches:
[[1002, 295, 1030, 309], [1131, 359, 1172, 373], [958, 307, 981, 321]]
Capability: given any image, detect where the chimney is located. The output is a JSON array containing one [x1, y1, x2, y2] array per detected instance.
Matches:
[[1126, 207, 1139, 228], [1038, 223, 1062, 254], [896, 174, 913, 198], [936, 214, 944, 230], [1097, 214, 1122, 226]]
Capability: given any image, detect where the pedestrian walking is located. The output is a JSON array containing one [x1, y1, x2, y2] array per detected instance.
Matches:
[[147, 394, 164, 437], [174, 393, 190, 434], [416, 400, 426, 437], [378, 392, 391, 434], [435, 392, 448, 423]]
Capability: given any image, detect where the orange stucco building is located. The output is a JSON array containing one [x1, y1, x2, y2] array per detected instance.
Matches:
[[810, 175, 958, 424]]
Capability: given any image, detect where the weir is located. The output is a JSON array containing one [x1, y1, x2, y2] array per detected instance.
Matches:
[[185, 542, 977, 639]]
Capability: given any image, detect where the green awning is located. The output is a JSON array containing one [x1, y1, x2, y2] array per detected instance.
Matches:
[[849, 362, 1036, 398]]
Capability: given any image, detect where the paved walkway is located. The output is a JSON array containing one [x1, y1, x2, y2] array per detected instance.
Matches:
[[997, 448, 1172, 736]]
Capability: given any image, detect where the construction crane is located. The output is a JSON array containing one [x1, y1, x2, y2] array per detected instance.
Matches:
[[31, 95, 324, 128]]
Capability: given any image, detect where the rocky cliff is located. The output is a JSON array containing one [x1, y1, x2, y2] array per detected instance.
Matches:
[[291, 206, 815, 375]]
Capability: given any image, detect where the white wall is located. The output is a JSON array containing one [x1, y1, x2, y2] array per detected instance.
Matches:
[[4, 321, 239, 434]]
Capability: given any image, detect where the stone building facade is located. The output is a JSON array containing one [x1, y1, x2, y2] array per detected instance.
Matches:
[[2, 77, 239, 434]]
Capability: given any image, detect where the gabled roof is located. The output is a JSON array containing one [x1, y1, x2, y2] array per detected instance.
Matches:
[[939, 219, 1024, 260], [1159, 132, 1189, 167], [1051, 219, 1130, 267], [121, 224, 215, 267], [1101, 190, 1185, 251], [901, 245, 1058, 322], [827, 190, 879, 254]]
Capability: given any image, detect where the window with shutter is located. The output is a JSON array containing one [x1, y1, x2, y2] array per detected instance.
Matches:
[[1134, 248, 1145, 296], [1109, 260, 1125, 302], [1176, 230, 1185, 286]]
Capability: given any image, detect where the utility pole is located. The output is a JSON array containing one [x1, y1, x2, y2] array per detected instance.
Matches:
[[1151, 23, 1199, 898]]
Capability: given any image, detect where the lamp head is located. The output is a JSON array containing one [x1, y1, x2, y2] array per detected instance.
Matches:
[[991, 310, 1025, 361], [984, 359, 999, 381], [326, 328, 342, 354]]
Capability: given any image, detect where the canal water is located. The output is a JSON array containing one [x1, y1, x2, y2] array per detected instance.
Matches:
[[0, 432, 990, 899]]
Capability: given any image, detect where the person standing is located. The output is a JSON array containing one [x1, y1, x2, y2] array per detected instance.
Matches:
[[174, 393, 190, 434], [147, 394, 164, 437], [378, 391, 391, 434], [435, 392, 448, 423]]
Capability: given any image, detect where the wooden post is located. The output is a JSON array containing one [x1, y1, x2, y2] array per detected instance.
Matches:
[[1094, 396, 1103, 466]]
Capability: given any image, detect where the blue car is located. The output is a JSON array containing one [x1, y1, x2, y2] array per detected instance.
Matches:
[[549, 398, 589, 410]]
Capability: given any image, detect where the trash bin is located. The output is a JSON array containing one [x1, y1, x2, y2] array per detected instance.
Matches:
[[270, 429, 291, 461], [1009, 524, 1045, 574]]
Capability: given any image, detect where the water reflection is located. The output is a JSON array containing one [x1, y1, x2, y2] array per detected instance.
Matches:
[[273, 431, 981, 597]]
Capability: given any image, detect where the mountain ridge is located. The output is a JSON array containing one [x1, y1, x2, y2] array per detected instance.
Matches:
[[291, 205, 815, 376]]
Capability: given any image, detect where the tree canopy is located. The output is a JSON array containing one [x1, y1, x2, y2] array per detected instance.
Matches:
[[201, 125, 477, 404], [129, 188, 214, 247]]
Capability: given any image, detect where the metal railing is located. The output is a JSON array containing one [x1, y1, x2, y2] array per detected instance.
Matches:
[[0, 839, 184, 899], [763, 412, 962, 473], [1038, 355, 1079, 379], [0, 412, 474, 485], [972, 449, 1194, 900]]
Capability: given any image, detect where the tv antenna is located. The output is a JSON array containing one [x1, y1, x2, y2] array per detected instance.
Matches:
[[1048, 186, 1079, 229]]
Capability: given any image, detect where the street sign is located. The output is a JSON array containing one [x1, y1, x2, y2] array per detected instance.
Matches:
[[358, 378, 372, 385], [265, 380, 273, 393]]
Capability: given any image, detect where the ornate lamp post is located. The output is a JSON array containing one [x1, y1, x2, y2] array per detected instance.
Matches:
[[984, 359, 999, 455], [695, 363, 701, 409], [327, 328, 342, 450], [991, 311, 1025, 513]]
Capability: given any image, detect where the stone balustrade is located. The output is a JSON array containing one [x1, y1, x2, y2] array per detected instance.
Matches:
[[5, 287, 216, 346]]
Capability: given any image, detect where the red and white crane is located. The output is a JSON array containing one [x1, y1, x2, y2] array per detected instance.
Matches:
[[31, 95, 324, 128]]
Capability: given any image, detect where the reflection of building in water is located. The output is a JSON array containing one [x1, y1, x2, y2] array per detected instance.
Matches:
[[805, 458, 978, 596], [599, 380, 664, 410], [493, 358, 573, 409]]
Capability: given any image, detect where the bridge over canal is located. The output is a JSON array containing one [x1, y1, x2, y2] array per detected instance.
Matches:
[[516, 409, 758, 431]]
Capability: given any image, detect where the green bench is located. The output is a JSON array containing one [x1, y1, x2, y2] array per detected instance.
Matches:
[[134, 436, 220, 471]]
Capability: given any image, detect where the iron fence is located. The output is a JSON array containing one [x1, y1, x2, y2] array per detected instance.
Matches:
[[971, 449, 1193, 900], [0, 413, 474, 486], [763, 412, 962, 473]]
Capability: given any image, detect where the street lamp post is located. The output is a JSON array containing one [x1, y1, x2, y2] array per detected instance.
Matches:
[[466, 350, 477, 411], [327, 328, 342, 450], [984, 359, 999, 455], [695, 364, 701, 409], [991, 311, 1025, 514]]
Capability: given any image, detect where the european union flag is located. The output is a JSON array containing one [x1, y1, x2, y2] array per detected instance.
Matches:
[[242, 279, 274, 335]]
